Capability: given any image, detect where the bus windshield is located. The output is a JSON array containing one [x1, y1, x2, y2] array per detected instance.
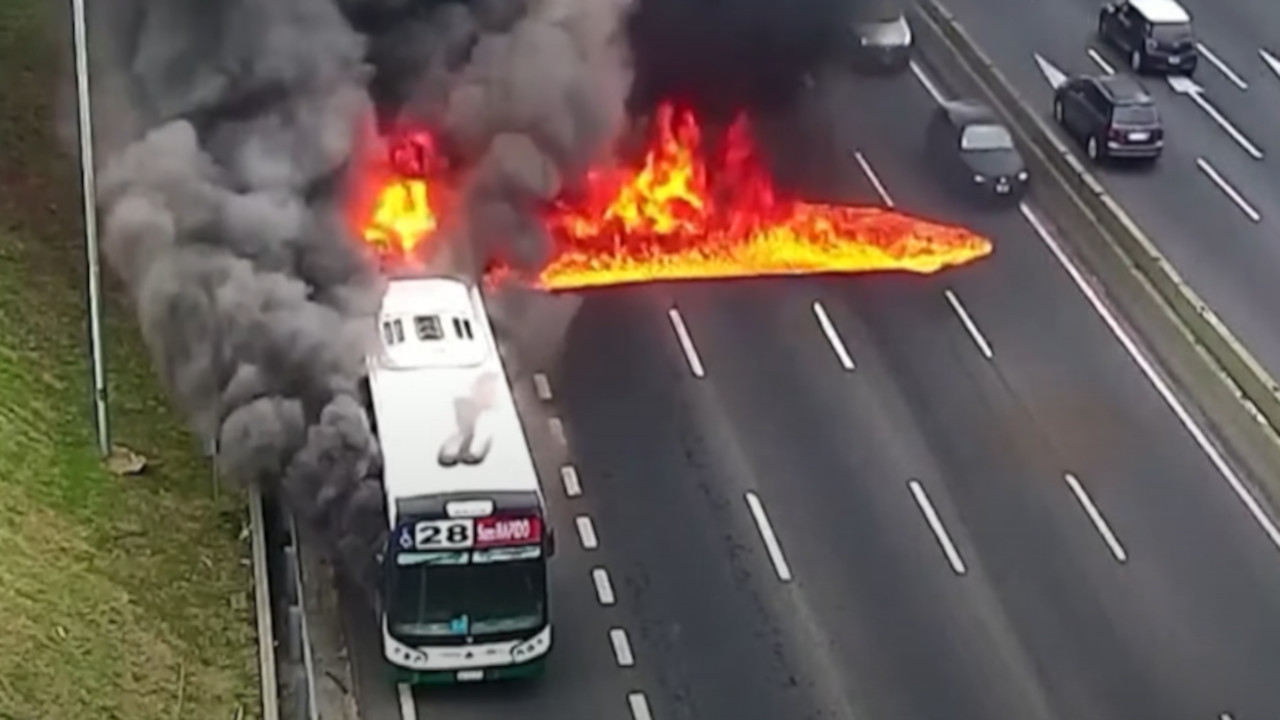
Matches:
[[387, 554, 546, 640]]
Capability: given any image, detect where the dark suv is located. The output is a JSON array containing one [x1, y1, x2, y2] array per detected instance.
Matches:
[[1052, 75, 1163, 163], [1097, 0, 1197, 75]]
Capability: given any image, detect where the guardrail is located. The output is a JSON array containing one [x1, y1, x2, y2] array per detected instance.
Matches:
[[262, 490, 323, 720], [248, 481, 282, 720], [907, 0, 1280, 497]]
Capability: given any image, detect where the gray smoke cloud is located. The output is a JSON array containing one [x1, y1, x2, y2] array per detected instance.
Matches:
[[72, 0, 634, 602]]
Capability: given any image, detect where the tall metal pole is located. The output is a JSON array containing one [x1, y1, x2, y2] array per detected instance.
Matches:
[[70, 0, 111, 456]]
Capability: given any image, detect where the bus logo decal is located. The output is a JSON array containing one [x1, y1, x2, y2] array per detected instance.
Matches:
[[438, 372, 500, 467]]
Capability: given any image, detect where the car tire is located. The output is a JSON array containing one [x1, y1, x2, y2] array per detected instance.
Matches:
[[1086, 135, 1102, 162], [1130, 50, 1143, 73]]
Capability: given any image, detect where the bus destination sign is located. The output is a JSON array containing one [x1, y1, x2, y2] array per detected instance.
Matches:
[[475, 516, 541, 548]]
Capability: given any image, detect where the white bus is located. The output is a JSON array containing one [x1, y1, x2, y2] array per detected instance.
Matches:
[[366, 274, 555, 684]]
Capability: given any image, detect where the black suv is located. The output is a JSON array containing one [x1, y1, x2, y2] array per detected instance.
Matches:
[[1052, 75, 1163, 163], [1097, 0, 1197, 75]]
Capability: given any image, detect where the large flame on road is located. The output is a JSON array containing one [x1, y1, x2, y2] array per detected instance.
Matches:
[[354, 104, 992, 288]]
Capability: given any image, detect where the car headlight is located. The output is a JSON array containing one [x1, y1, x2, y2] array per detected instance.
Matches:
[[972, 174, 986, 183], [1017, 170, 1029, 180]]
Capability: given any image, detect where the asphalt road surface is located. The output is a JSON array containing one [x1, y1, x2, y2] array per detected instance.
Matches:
[[937, 0, 1280, 386], [343, 60, 1280, 719]]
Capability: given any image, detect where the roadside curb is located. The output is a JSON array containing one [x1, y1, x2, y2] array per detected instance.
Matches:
[[908, 0, 1280, 501]]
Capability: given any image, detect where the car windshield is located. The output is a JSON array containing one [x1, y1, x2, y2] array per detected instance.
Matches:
[[1149, 22, 1192, 43], [1112, 104, 1158, 124], [959, 123, 1014, 151], [387, 552, 546, 639]]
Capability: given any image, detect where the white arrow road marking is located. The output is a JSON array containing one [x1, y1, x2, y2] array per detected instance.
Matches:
[[1167, 76, 1263, 159], [1034, 53, 1070, 90]]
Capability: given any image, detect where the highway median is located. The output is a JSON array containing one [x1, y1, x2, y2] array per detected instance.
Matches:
[[909, 0, 1280, 505]]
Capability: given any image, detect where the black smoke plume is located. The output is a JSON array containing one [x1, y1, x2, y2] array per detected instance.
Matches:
[[70, 0, 633, 604], [625, 0, 850, 120]]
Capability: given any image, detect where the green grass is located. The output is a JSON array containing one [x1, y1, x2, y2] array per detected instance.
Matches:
[[0, 2, 260, 718]]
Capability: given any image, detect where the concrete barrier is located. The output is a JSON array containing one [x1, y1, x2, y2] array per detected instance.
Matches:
[[908, 0, 1280, 496]]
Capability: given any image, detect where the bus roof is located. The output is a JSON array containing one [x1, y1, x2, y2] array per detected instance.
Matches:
[[367, 276, 541, 520]]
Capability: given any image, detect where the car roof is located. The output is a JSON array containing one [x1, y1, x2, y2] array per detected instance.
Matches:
[[938, 99, 999, 126], [1126, 0, 1191, 24], [1089, 74, 1154, 103]]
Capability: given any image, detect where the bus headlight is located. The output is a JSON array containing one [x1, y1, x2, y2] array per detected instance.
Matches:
[[385, 635, 430, 669], [510, 626, 552, 662]]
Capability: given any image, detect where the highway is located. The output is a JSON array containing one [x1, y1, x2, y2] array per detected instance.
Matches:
[[340, 60, 1280, 719], [936, 0, 1280, 380]]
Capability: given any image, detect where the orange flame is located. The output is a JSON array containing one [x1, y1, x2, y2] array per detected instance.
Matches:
[[349, 131, 445, 264], [351, 105, 993, 288], [536, 103, 992, 290]]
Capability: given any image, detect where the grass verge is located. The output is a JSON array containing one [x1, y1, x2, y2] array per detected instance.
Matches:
[[0, 2, 260, 718]]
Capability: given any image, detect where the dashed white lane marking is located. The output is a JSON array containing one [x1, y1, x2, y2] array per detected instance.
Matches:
[[533, 373, 553, 401], [591, 567, 616, 605], [560, 465, 583, 497], [944, 289, 994, 360], [1197, 43, 1248, 90], [1195, 157, 1262, 222], [575, 515, 599, 550], [1017, 203, 1280, 554], [745, 491, 794, 582], [1087, 47, 1115, 75], [852, 150, 895, 206], [1262, 49, 1280, 80], [397, 683, 417, 720], [1064, 473, 1129, 563], [908, 480, 968, 575], [667, 307, 706, 378], [548, 417, 566, 444], [813, 301, 856, 371], [609, 628, 635, 667], [628, 692, 654, 720]]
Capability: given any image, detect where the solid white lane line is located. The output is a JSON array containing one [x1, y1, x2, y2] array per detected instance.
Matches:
[[533, 373, 553, 400], [591, 567, 616, 605], [1262, 49, 1280, 80], [575, 515, 599, 550], [1197, 43, 1249, 90], [560, 465, 583, 497], [1185, 91, 1264, 159], [1087, 48, 1116, 75], [813, 301, 856, 370], [910, 60, 948, 103], [628, 692, 654, 720], [944, 289, 994, 360], [1017, 202, 1280, 553], [609, 628, 635, 667], [548, 417, 566, 444], [852, 150, 895, 206], [397, 684, 417, 720], [908, 480, 968, 575], [1064, 473, 1129, 562], [667, 307, 706, 378], [1195, 157, 1262, 222], [745, 492, 794, 582]]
